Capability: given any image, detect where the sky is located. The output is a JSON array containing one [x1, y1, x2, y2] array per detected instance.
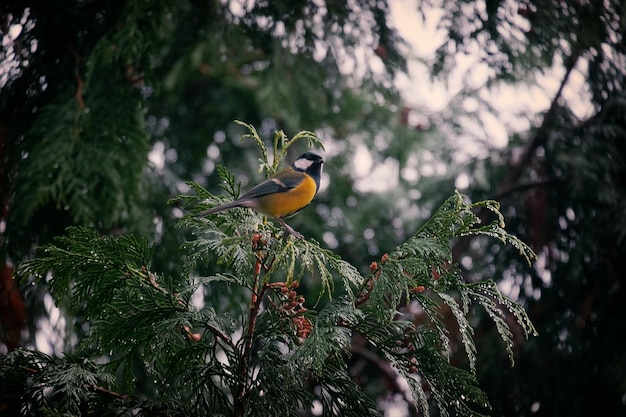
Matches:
[[344, 0, 593, 196], [390, 0, 593, 120]]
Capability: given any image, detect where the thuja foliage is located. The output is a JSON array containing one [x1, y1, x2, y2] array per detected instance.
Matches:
[[6, 125, 537, 416]]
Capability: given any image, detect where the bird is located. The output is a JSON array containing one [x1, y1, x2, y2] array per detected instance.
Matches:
[[198, 152, 324, 238]]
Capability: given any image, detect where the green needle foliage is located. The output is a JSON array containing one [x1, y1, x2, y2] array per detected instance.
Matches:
[[6, 125, 537, 417]]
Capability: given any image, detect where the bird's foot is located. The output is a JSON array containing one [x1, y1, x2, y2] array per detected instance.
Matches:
[[277, 218, 303, 239]]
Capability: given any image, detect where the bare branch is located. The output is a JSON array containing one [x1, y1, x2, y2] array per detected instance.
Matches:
[[453, 51, 581, 262]]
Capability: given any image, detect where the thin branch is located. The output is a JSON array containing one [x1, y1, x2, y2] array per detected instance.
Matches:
[[234, 255, 267, 417], [72, 49, 85, 109], [498, 50, 580, 191], [87, 384, 128, 400], [453, 50, 581, 262], [350, 345, 419, 417], [493, 176, 564, 200], [205, 322, 236, 351]]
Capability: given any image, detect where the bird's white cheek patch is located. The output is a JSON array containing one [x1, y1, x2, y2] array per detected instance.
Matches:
[[293, 158, 314, 171]]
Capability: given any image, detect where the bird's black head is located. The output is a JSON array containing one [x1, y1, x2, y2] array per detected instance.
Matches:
[[292, 152, 324, 190]]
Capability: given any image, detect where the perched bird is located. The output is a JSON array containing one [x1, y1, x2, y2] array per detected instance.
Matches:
[[198, 152, 324, 238]]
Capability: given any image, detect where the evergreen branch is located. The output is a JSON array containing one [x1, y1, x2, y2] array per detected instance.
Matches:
[[290, 296, 360, 372], [273, 129, 325, 171], [234, 120, 271, 175], [177, 273, 244, 294], [8, 119, 538, 417], [437, 291, 478, 372], [346, 190, 537, 415], [1, 349, 117, 416], [291, 129, 325, 150], [465, 281, 538, 354], [272, 129, 288, 171], [16, 227, 156, 308], [222, 121, 325, 176]]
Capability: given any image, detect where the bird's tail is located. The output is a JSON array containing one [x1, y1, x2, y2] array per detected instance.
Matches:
[[197, 200, 243, 217]]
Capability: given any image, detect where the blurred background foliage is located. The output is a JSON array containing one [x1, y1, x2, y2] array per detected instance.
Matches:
[[1, 0, 625, 415]]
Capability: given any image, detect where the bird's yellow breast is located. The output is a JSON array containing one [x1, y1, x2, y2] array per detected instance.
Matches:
[[256, 174, 317, 218]]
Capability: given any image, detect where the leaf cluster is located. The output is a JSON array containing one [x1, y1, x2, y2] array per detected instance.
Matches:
[[9, 126, 537, 416], [0, 348, 115, 416], [3, 0, 180, 261]]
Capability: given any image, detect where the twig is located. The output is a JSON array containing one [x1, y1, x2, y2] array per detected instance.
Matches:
[[87, 384, 128, 400], [492, 176, 564, 200], [205, 322, 236, 350], [499, 51, 580, 190], [452, 50, 581, 262], [233, 256, 267, 417], [350, 345, 420, 417], [72, 49, 85, 109]]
